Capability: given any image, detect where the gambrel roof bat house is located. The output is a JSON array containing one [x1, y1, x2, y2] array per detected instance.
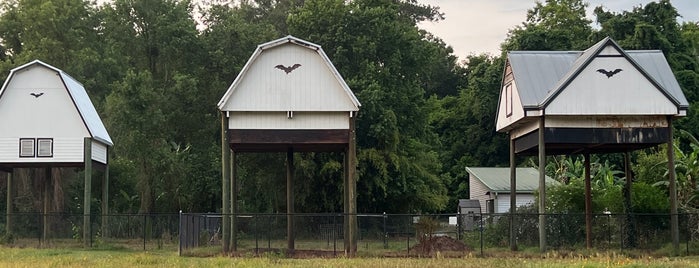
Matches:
[[496, 37, 689, 252], [0, 60, 112, 247], [497, 37, 688, 155], [218, 35, 361, 152], [0, 60, 112, 167], [217, 35, 361, 254]]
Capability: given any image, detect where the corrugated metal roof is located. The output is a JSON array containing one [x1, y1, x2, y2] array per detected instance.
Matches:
[[218, 35, 361, 111], [507, 37, 689, 110], [465, 167, 557, 193], [0, 60, 113, 146]]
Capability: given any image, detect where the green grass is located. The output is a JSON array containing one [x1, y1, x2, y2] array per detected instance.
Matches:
[[2, 246, 699, 267]]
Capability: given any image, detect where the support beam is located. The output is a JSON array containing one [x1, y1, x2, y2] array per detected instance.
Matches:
[[509, 136, 517, 251], [667, 118, 679, 255], [221, 114, 231, 253], [623, 151, 636, 248], [286, 148, 295, 252], [43, 167, 51, 246], [230, 150, 237, 251], [83, 138, 92, 247], [102, 161, 109, 238], [345, 117, 358, 255], [584, 152, 592, 249], [6, 171, 12, 235], [538, 117, 547, 252]]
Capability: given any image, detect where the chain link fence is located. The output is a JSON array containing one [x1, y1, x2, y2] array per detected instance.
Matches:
[[1, 212, 698, 256], [179, 212, 699, 256]]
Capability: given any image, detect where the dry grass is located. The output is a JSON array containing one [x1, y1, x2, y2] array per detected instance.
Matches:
[[1, 246, 699, 267]]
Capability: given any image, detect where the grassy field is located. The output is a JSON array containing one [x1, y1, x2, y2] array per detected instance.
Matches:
[[2, 247, 699, 267]]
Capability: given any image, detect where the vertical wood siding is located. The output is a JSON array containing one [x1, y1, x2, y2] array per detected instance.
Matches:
[[496, 81, 525, 132], [222, 44, 357, 112], [229, 111, 349, 129], [546, 57, 677, 115]]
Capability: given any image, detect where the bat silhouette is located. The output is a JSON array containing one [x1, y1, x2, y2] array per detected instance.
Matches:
[[275, 64, 302, 74], [30, 92, 44, 98], [596, 68, 622, 78]]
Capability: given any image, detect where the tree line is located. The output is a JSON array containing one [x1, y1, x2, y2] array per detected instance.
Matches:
[[0, 0, 697, 216]]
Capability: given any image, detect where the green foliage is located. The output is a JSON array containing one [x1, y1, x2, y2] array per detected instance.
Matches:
[[502, 0, 593, 52], [0, 0, 695, 217]]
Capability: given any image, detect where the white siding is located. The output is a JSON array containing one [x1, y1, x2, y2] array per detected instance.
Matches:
[[494, 194, 535, 214], [221, 44, 357, 112], [91, 141, 107, 164], [229, 111, 349, 129], [0, 137, 83, 163], [496, 81, 526, 132], [0, 65, 90, 163], [546, 57, 677, 115], [469, 174, 491, 214]]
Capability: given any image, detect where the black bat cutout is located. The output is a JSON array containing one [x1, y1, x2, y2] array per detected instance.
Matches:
[[30, 92, 44, 98], [275, 64, 302, 74], [596, 68, 622, 78]]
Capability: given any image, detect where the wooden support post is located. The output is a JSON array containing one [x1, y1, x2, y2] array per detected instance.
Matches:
[[584, 152, 592, 249], [102, 159, 109, 238], [221, 113, 231, 253], [344, 116, 357, 255], [667, 118, 679, 255], [83, 137, 92, 247], [623, 151, 636, 248], [509, 136, 517, 251], [43, 167, 51, 246], [538, 117, 547, 252], [287, 147, 295, 252], [230, 150, 237, 251], [6, 171, 12, 235], [343, 149, 350, 254]]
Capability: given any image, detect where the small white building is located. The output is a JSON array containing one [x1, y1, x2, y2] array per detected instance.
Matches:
[[467, 167, 557, 214]]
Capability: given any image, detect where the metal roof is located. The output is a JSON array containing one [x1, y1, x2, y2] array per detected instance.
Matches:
[[465, 167, 557, 193], [507, 37, 689, 110], [0, 60, 113, 146], [217, 35, 361, 111]]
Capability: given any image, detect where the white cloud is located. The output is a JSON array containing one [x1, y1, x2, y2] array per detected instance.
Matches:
[[419, 0, 699, 60]]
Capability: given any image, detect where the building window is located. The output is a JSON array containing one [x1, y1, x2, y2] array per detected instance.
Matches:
[[505, 83, 513, 117], [37, 138, 53, 157], [19, 138, 35, 157]]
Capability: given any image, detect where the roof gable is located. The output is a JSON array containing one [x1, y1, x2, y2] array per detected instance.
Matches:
[[505, 37, 689, 112], [465, 167, 557, 193], [0, 60, 113, 146], [218, 35, 360, 112]]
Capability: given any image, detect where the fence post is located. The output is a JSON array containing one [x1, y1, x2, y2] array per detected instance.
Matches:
[[457, 210, 462, 241], [254, 214, 258, 254], [143, 214, 146, 251], [383, 212, 387, 249], [480, 213, 484, 256], [178, 211, 182, 256]]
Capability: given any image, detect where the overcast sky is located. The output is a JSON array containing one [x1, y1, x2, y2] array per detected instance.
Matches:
[[418, 0, 699, 60]]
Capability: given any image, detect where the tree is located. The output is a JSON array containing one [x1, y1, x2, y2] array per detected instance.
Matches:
[[502, 0, 593, 52], [287, 0, 452, 212]]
